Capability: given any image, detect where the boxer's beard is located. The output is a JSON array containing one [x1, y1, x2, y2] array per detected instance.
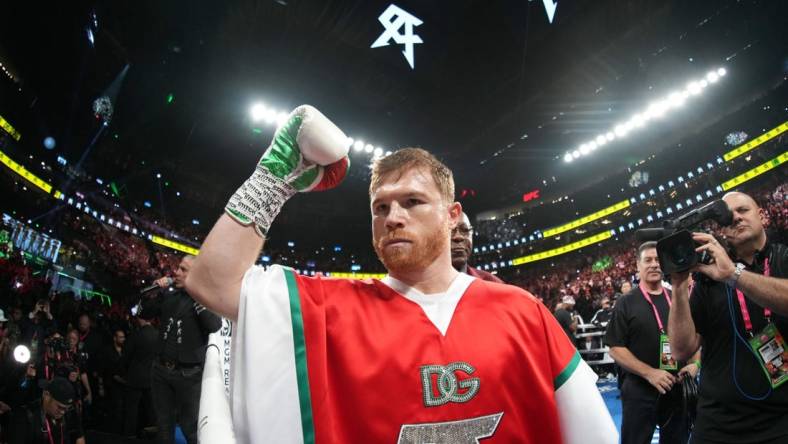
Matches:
[[375, 224, 449, 273]]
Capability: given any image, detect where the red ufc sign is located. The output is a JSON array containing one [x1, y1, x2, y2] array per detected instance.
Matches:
[[522, 189, 540, 202]]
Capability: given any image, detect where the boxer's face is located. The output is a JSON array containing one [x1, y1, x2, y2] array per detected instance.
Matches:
[[371, 166, 455, 273]]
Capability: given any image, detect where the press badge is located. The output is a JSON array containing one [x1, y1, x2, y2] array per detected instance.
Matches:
[[748, 323, 788, 388], [659, 334, 678, 370]]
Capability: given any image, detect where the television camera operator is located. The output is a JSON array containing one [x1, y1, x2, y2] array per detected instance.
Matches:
[[668, 191, 788, 444]]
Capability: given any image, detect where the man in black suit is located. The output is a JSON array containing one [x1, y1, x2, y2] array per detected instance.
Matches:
[[148, 255, 221, 444], [122, 309, 158, 438]]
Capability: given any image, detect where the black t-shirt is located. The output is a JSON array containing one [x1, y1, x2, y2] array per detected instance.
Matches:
[[7, 401, 84, 444], [689, 242, 788, 443], [554, 309, 574, 340], [605, 286, 673, 397]]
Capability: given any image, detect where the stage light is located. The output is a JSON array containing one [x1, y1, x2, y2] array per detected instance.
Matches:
[[631, 114, 645, 127], [353, 140, 364, 152], [156, 173, 161, 179], [572, 150, 580, 159], [614, 124, 628, 137], [385, 150, 392, 156], [706, 71, 719, 83], [687, 81, 702, 95], [564, 153, 573, 163], [579, 144, 590, 155], [346, 137, 354, 147], [647, 101, 667, 119], [595, 135, 606, 146], [667, 91, 686, 107], [365, 144, 374, 153], [605, 132, 615, 142], [587, 141, 598, 151], [263, 110, 277, 125], [276, 113, 289, 126], [699, 79, 708, 89], [717, 67, 727, 76], [43, 137, 56, 150], [250, 103, 266, 121], [373, 147, 383, 157]]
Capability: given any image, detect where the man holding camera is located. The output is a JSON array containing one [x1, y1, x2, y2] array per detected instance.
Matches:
[[669, 191, 788, 444], [605, 241, 699, 444]]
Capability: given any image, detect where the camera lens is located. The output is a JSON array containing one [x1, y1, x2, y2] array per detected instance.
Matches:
[[668, 243, 694, 266]]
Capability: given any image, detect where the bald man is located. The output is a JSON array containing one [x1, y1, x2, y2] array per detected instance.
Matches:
[[669, 191, 788, 444], [451, 212, 505, 283]]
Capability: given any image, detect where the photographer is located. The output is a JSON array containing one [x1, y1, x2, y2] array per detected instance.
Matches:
[[669, 191, 788, 444], [20, 300, 56, 359], [64, 330, 92, 409]]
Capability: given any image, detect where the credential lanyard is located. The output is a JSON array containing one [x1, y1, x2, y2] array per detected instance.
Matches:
[[639, 283, 672, 333], [44, 416, 64, 444], [736, 258, 771, 334]]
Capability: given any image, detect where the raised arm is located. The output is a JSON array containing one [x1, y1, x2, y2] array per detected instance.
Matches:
[[668, 271, 702, 361], [185, 105, 350, 321], [187, 217, 261, 320], [692, 232, 788, 315]]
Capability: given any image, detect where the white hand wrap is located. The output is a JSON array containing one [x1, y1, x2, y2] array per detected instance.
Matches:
[[225, 168, 296, 237]]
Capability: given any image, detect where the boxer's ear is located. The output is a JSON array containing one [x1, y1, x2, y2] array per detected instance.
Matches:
[[448, 202, 462, 229]]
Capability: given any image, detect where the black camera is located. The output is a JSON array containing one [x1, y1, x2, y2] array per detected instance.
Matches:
[[44, 336, 70, 354], [635, 199, 733, 274]]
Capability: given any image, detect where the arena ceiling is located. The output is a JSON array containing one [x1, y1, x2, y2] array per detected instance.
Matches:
[[1, 0, 786, 252]]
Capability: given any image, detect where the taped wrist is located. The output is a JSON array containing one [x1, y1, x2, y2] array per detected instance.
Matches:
[[225, 168, 296, 237]]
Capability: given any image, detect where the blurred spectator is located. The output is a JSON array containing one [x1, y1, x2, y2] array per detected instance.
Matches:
[[122, 312, 158, 438], [99, 328, 126, 434], [554, 296, 578, 341], [590, 297, 613, 326], [6, 377, 85, 444]]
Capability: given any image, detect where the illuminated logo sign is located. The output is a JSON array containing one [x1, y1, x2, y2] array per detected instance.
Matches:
[[522, 189, 541, 202], [542, 0, 558, 23], [371, 4, 423, 69]]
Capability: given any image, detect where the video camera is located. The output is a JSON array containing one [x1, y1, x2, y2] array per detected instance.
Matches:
[[44, 336, 70, 354], [635, 199, 733, 274]]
